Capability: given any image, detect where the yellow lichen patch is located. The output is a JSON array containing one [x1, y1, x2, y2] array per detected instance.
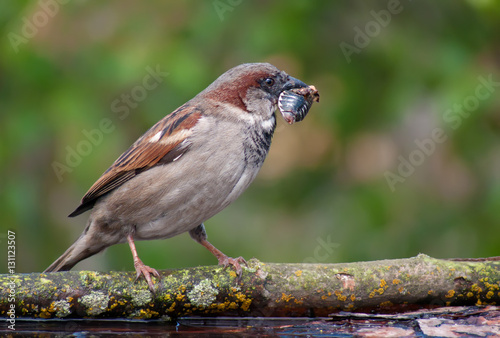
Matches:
[[131, 308, 159, 319], [486, 291, 494, 299], [471, 284, 483, 293], [109, 301, 119, 311], [467, 292, 474, 298], [392, 279, 401, 285], [215, 303, 226, 311], [167, 302, 177, 312], [380, 301, 393, 307], [386, 266, 392, 270], [428, 290, 434, 295], [48, 302, 58, 313], [39, 308, 51, 319], [227, 290, 253, 312], [281, 293, 293, 302], [229, 271, 237, 278], [483, 280, 499, 290], [369, 290, 376, 298], [228, 302, 239, 310], [380, 279, 387, 289], [234, 292, 246, 303], [350, 294, 356, 302], [334, 290, 347, 301], [295, 270, 302, 277], [445, 290, 455, 298], [240, 298, 252, 311]]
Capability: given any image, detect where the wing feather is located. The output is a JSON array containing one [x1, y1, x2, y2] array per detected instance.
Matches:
[[69, 106, 202, 217]]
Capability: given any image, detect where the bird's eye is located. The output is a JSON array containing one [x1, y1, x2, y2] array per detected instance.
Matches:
[[264, 78, 275, 86]]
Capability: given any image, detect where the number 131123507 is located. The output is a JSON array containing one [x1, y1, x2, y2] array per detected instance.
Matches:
[[7, 230, 15, 273]]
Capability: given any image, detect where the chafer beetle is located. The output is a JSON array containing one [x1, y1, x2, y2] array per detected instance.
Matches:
[[278, 85, 319, 124]]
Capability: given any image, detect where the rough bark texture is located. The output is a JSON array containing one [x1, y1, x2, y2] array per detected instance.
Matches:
[[1, 255, 499, 319]]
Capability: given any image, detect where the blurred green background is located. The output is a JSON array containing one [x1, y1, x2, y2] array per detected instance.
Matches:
[[1, 0, 499, 274]]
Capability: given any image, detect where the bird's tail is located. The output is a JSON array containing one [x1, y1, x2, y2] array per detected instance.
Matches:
[[44, 234, 103, 272]]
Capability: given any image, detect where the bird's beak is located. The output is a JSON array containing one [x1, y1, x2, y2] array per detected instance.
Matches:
[[278, 77, 319, 125], [282, 76, 309, 91]]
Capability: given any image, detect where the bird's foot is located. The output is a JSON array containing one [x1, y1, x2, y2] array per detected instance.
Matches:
[[217, 255, 248, 278], [190, 230, 248, 279], [133, 258, 161, 293]]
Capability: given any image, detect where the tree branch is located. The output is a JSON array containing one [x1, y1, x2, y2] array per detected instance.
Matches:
[[1, 254, 499, 319]]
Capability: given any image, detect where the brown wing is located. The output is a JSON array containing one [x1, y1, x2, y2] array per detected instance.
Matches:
[[69, 106, 202, 217]]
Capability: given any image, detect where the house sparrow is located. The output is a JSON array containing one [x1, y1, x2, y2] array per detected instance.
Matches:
[[45, 63, 319, 292]]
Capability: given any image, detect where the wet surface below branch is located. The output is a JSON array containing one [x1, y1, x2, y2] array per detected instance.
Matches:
[[4, 306, 499, 337]]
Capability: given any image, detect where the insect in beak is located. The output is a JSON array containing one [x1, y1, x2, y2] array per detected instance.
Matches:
[[278, 85, 320, 124]]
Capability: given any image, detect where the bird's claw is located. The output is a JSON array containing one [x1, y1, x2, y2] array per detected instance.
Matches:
[[133, 259, 161, 293], [218, 255, 248, 278]]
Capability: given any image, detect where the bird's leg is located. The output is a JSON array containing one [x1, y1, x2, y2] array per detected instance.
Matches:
[[189, 224, 247, 277], [127, 234, 161, 292]]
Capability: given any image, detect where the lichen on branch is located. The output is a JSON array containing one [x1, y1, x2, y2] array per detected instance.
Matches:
[[1, 255, 499, 319]]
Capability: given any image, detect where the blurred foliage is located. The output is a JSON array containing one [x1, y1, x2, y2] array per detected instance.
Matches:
[[1, 0, 499, 274]]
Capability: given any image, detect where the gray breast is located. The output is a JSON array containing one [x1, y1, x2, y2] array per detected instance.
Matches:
[[242, 116, 276, 167]]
